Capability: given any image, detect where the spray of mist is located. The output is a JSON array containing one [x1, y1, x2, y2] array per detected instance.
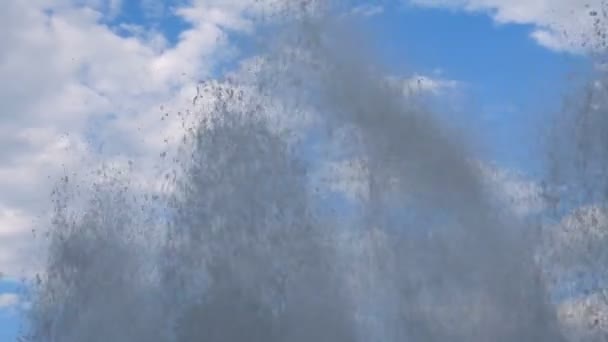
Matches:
[[21, 2, 580, 342]]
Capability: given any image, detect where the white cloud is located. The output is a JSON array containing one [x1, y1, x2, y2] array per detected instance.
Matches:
[[0, 293, 20, 310], [408, 0, 608, 52]]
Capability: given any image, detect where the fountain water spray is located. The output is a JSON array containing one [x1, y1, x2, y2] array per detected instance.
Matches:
[[23, 3, 570, 342]]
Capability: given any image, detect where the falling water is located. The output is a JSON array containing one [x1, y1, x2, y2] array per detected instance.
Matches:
[[21, 2, 589, 342]]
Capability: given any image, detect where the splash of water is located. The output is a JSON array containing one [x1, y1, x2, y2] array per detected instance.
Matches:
[[23, 3, 569, 342], [539, 27, 608, 338]]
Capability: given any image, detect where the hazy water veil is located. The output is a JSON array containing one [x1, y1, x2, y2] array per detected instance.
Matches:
[[22, 2, 572, 342]]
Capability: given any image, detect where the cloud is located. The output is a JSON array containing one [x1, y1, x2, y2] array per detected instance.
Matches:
[[408, 0, 608, 52]]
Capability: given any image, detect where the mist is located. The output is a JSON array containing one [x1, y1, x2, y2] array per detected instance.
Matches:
[[18, 2, 608, 342]]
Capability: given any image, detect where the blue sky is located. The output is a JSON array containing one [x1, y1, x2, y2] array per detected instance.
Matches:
[[0, 280, 24, 341], [0, 0, 602, 340]]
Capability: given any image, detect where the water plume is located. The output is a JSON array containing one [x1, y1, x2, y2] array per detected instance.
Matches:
[[273, 15, 565, 342], [540, 29, 608, 338], [24, 2, 568, 342]]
